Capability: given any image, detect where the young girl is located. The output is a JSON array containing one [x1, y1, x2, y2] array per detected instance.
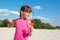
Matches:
[[8, 5, 34, 40]]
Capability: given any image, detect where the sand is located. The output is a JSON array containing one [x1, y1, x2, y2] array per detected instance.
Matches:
[[0, 28, 60, 40]]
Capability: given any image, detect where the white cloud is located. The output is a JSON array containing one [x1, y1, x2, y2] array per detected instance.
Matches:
[[0, 18, 2, 19], [34, 5, 41, 10], [0, 9, 9, 12], [39, 16, 49, 21], [10, 11, 19, 15], [0, 14, 8, 16], [0, 9, 19, 19], [0, 9, 19, 16], [0, 9, 9, 14]]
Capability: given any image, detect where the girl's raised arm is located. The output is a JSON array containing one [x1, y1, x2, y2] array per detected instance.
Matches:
[[28, 21, 34, 37], [8, 19, 15, 28]]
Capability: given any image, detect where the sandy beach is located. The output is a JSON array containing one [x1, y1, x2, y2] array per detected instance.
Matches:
[[0, 28, 60, 40]]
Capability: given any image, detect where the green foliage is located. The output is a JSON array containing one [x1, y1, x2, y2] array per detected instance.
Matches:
[[0, 19, 9, 27], [0, 18, 60, 29], [31, 19, 57, 29], [2, 19, 9, 27], [31, 19, 42, 29], [45, 23, 56, 29], [56, 26, 60, 28], [0, 20, 3, 27]]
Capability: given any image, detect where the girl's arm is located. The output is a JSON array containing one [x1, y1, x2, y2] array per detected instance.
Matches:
[[8, 20, 15, 28], [28, 21, 34, 37]]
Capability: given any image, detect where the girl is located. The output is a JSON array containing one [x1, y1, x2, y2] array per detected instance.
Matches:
[[8, 5, 34, 40]]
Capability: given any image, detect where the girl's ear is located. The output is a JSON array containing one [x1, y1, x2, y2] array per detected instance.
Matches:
[[20, 11, 23, 15]]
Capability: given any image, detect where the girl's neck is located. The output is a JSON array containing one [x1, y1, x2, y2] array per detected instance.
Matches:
[[20, 16, 27, 20]]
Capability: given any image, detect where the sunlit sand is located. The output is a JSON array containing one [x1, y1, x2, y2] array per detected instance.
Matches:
[[0, 28, 60, 40]]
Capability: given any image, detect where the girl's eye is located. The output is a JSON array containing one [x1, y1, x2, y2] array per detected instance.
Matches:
[[24, 10, 28, 12], [24, 10, 31, 13]]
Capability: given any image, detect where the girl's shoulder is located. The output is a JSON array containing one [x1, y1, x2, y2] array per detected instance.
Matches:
[[15, 18, 20, 20], [14, 18, 20, 23]]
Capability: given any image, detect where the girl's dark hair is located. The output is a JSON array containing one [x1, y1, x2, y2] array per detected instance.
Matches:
[[20, 5, 32, 17]]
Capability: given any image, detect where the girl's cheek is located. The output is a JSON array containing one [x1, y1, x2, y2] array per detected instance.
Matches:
[[27, 14, 30, 17]]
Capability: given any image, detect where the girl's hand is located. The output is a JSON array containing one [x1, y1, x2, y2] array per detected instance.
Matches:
[[29, 22, 34, 27], [8, 19, 14, 28], [28, 21, 34, 37]]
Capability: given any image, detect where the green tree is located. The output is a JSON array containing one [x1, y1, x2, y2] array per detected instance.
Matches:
[[45, 23, 56, 29], [0, 20, 3, 27], [31, 19, 42, 29], [56, 26, 60, 29], [2, 19, 9, 27], [41, 23, 45, 29], [31, 19, 56, 29]]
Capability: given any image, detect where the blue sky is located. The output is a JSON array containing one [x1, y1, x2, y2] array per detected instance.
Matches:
[[0, 0, 60, 26]]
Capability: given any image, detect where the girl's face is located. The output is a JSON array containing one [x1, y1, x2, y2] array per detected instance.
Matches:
[[21, 10, 31, 19]]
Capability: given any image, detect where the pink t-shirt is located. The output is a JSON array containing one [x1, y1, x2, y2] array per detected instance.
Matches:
[[14, 18, 28, 40]]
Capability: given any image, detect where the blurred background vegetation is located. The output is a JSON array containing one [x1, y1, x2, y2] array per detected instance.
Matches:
[[0, 19, 60, 29]]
